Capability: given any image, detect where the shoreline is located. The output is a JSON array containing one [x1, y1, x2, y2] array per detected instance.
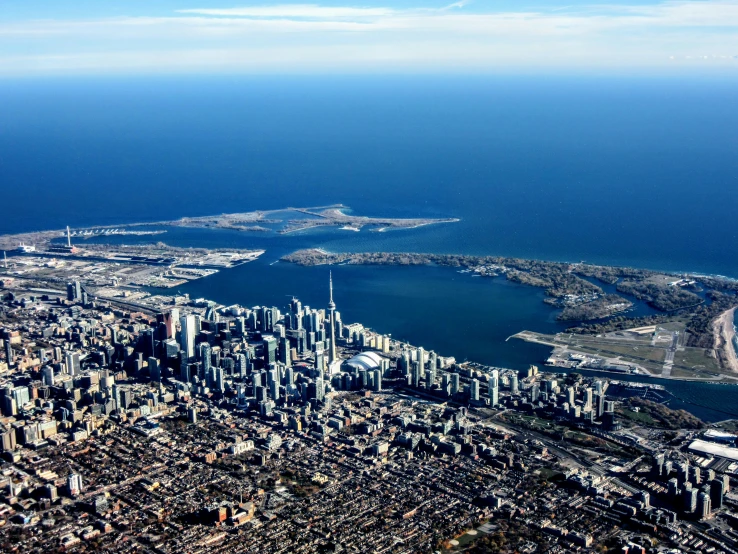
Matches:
[[714, 307, 738, 373], [281, 248, 738, 378], [1, 218, 737, 282]]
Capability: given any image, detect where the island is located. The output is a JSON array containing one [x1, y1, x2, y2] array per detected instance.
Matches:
[[0, 205, 459, 251]]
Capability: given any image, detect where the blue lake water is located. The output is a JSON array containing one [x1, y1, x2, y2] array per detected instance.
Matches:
[[2, 75, 738, 421]]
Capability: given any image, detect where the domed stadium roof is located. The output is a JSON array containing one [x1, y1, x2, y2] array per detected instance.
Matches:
[[344, 351, 384, 371]]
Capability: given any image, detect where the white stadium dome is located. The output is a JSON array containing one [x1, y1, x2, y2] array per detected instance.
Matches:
[[344, 351, 384, 371]]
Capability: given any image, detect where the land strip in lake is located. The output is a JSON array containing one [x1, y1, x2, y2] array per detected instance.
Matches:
[[0, 205, 459, 250], [283, 249, 738, 378]]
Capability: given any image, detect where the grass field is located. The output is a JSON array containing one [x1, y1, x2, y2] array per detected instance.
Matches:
[[619, 408, 657, 426], [522, 328, 726, 379], [673, 348, 722, 373]]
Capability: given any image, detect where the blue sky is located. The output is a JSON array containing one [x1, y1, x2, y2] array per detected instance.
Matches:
[[1, 0, 736, 75]]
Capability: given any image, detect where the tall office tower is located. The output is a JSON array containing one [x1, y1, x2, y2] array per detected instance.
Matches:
[[441, 374, 451, 396], [401, 351, 411, 376], [684, 485, 697, 512], [263, 336, 278, 364], [429, 351, 438, 370], [417, 347, 425, 375], [42, 366, 54, 386], [678, 461, 690, 484], [638, 491, 651, 509], [65, 351, 81, 376], [199, 343, 212, 379], [567, 386, 575, 406], [252, 370, 263, 389], [236, 384, 247, 406], [530, 383, 540, 403], [247, 310, 257, 330], [120, 388, 133, 410], [142, 328, 155, 359], [67, 473, 83, 496], [4, 338, 13, 369], [315, 376, 325, 402], [327, 272, 338, 364], [148, 357, 160, 381], [235, 353, 246, 378], [373, 369, 382, 392], [290, 297, 302, 320], [426, 367, 436, 390], [450, 373, 460, 395], [266, 366, 278, 385], [180, 315, 196, 359], [510, 372, 519, 395], [411, 361, 421, 388], [698, 491, 711, 519], [169, 308, 180, 336], [269, 377, 280, 401], [668, 478, 679, 497], [470, 379, 480, 401], [285, 367, 295, 387], [342, 373, 353, 392], [489, 370, 499, 407], [214, 367, 225, 394], [179, 351, 189, 382], [306, 310, 317, 333], [260, 307, 276, 332], [584, 387, 593, 410], [257, 306, 267, 331], [315, 349, 325, 374], [710, 478, 725, 510], [279, 337, 291, 366], [653, 453, 665, 477], [66, 281, 82, 302], [295, 329, 306, 354], [222, 356, 234, 377], [597, 393, 605, 417], [204, 304, 217, 322], [690, 466, 702, 486], [236, 316, 247, 337]]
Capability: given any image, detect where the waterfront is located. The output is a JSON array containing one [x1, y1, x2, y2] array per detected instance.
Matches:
[[3, 75, 738, 423], [153, 234, 738, 424]]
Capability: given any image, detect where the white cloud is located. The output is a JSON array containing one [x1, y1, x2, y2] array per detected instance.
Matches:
[[0, 1, 736, 74], [177, 5, 395, 18]]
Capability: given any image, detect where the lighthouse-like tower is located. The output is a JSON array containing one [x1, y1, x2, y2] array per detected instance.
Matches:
[[328, 271, 337, 364]]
